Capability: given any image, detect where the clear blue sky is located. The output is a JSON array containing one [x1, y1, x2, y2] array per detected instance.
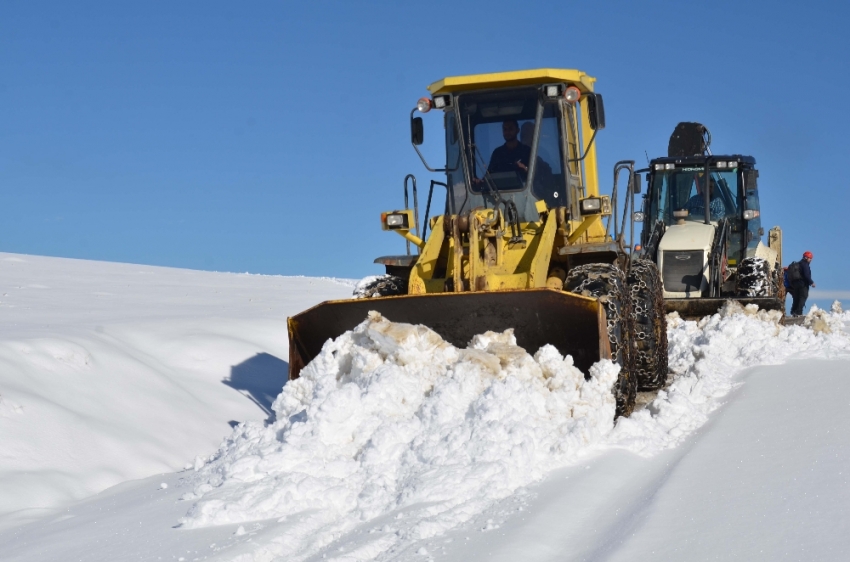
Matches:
[[2, 0, 848, 295]]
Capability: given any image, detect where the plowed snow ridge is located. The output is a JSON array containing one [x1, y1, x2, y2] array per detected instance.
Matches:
[[180, 302, 850, 562]]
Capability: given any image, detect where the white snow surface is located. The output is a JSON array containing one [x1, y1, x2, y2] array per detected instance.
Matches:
[[178, 313, 620, 554], [0, 252, 353, 528], [2, 253, 850, 561]]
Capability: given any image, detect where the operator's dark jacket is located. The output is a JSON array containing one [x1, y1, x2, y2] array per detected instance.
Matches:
[[795, 260, 814, 287]]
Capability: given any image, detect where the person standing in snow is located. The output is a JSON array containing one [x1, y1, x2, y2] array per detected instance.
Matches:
[[789, 251, 816, 316]]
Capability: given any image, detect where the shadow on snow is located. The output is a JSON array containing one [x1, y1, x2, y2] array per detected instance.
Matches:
[[224, 352, 289, 423]]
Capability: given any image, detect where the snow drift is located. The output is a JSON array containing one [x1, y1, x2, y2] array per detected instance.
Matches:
[[180, 312, 620, 558], [179, 301, 850, 561], [0, 252, 354, 527]]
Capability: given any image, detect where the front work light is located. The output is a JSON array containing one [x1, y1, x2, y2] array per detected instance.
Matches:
[[564, 86, 581, 103], [544, 84, 562, 98], [580, 196, 611, 216], [433, 95, 451, 109], [381, 210, 412, 230], [416, 97, 432, 113], [581, 198, 601, 213], [742, 210, 760, 220]]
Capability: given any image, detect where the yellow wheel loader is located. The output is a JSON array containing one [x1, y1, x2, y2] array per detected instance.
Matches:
[[288, 69, 668, 416]]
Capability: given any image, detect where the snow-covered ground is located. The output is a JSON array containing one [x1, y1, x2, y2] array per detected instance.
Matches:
[[0, 253, 353, 529], [2, 252, 849, 561]]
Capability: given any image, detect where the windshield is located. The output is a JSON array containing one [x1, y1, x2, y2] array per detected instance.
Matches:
[[651, 167, 741, 223], [444, 87, 569, 221]]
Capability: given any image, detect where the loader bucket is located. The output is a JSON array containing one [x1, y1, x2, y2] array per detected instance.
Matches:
[[664, 296, 786, 319], [288, 288, 611, 379]]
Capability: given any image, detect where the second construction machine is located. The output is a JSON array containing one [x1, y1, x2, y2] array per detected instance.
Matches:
[[288, 69, 668, 416], [636, 123, 784, 318]]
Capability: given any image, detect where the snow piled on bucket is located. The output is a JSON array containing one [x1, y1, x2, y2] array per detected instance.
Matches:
[[179, 304, 850, 561], [179, 311, 618, 555]]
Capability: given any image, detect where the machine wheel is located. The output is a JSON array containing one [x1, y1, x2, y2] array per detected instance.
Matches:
[[627, 259, 669, 391], [736, 257, 774, 297], [353, 275, 408, 298], [564, 263, 637, 417]]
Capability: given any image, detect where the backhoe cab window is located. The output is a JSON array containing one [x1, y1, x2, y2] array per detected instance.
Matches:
[[445, 87, 569, 219], [652, 168, 741, 223]]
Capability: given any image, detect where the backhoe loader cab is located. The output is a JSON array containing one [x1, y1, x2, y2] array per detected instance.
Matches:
[[638, 123, 783, 317], [288, 69, 670, 418]]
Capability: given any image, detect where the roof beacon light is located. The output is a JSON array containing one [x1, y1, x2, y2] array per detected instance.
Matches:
[[564, 86, 581, 103], [416, 97, 432, 113]]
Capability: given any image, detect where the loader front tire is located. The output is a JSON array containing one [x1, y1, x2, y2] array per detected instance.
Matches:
[[564, 263, 637, 417], [627, 259, 668, 391], [353, 275, 408, 299]]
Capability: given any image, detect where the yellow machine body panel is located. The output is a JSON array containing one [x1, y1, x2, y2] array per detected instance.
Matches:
[[427, 68, 597, 96], [408, 208, 558, 294]]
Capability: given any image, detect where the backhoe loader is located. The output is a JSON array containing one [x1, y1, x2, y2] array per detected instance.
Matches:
[[288, 69, 668, 416], [635, 122, 784, 319]]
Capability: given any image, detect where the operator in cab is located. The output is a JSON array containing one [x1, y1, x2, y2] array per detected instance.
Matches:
[[487, 119, 531, 177], [685, 176, 726, 220]]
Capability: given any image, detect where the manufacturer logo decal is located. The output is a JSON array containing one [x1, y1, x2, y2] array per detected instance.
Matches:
[[674, 254, 691, 261]]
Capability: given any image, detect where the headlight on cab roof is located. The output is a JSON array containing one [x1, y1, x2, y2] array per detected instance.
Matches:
[[433, 95, 451, 109], [742, 209, 760, 220]]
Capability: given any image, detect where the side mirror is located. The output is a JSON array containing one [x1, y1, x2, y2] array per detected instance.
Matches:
[[587, 93, 606, 131], [631, 173, 642, 194], [411, 116, 424, 146]]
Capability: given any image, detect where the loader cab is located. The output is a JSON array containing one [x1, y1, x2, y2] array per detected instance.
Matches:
[[415, 69, 604, 227], [443, 86, 573, 221], [643, 156, 759, 265]]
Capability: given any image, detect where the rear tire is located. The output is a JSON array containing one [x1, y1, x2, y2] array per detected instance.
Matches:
[[627, 259, 669, 391], [353, 275, 408, 298], [564, 263, 637, 417], [736, 257, 774, 297]]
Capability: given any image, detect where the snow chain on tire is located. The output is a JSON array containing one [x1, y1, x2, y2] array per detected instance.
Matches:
[[627, 259, 668, 391], [564, 263, 637, 417], [736, 257, 774, 297], [353, 275, 408, 299]]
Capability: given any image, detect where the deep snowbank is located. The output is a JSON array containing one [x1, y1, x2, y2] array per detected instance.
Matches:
[[0, 253, 353, 527], [180, 312, 620, 559], [179, 302, 850, 561]]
